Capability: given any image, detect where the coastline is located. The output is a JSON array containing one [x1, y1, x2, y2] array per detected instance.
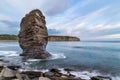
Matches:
[[0, 34, 80, 41], [0, 40, 18, 42], [0, 64, 112, 80]]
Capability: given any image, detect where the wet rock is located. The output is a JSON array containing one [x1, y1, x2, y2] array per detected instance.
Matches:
[[64, 68, 74, 75], [21, 71, 43, 79], [18, 9, 51, 59], [61, 75, 68, 79], [0, 63, 4, 72], [54, 72, 62, 77], [64, 68, 74, 72], [16, 73, 30, 80], [68, 74, 76, 78], [32, 78, 39, 80], [39, 77, 51, 80], [0, 67, 16, 78], [91, 76, 112, 80], [7, 65, 21, 70], [49, 68, 60, 73], [44, 72, 54, 77], [12, 79, 19, 80]]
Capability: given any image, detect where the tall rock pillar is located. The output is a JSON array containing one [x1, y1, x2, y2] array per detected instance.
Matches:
[[18, 9, 51, 59]]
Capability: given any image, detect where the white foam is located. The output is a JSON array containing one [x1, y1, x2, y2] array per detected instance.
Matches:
[[27, 53, 66, 62], [59, 68, 120, 80], [51, 53, 66, 59], [0, 51, 19, 56]]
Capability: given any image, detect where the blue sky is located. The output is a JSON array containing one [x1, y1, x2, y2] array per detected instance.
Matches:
[[0, 0, 120, 40]]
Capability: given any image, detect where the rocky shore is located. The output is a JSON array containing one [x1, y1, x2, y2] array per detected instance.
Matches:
[[0, 63, 112, 80]]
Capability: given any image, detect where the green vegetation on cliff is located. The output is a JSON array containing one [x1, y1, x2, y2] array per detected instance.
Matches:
[[48, 35, 80, 41], [0, 34, 80, 41], [0, 34, 18, 40]]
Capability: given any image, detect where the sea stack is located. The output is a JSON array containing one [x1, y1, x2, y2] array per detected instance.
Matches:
[[18, 9, 51, 59]]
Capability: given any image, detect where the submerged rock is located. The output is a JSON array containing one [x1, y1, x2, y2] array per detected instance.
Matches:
[[91, 76, 112, 80], [18, 9, 51, 59]]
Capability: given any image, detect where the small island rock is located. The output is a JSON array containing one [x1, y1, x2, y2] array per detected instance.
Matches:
[[18, 9, 51, 59]]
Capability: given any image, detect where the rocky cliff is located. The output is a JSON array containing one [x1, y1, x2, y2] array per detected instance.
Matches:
[[48, 36, 80, 41], [18, 9, 51, 59]]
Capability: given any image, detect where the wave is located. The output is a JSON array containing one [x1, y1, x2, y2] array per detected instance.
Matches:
[[27, 53, 66, 62], [72, 46, 120, 51], [0, 51, 19, 57]]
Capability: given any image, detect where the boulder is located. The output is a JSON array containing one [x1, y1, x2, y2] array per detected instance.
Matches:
[[44, 72, 54, 77], [21, 71, 43, 79], [16, 73, 30, 80], [0, 67, 16, 78], [39, 77, 51, 80], [18, 9, 51, 59]]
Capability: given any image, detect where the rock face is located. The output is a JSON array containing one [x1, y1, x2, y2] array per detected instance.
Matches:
[[18, 9, 51, 59], [48, 36, 80, 41]]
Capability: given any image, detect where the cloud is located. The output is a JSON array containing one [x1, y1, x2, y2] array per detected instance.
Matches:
[[48, 29, 60, 35], [0, 20, 19, 27], [0, 13, 12, 21], [0, 0, 120, 40], [47, 6, 110, 38], [95, 34, 120, 39], [5, 0, 73, 16], [88, 23, 120, 32], [0, 20, 19, 34]]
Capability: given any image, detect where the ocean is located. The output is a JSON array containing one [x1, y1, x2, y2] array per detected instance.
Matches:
[[0, 41, 120, 80]]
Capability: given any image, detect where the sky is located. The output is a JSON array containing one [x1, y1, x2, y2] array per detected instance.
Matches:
[[0, 0, 120, 41]]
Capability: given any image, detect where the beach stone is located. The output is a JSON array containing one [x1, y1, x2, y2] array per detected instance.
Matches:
[[21, 71, 43, 79], [44, 72, 54, 77], [0, 67, 16, 78], [12, 79, 19, 80], [61, 75, 68, 79], [54, 72, 62, 77], [32, 78, 39, 80], [0, 63, 4, 67], [18, 9, 51, 59], [16, 73, 30, 80], [39, 77, 51, 80]]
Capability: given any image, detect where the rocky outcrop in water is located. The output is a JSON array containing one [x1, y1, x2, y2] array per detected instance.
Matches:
[[18, 9, 51, 59]]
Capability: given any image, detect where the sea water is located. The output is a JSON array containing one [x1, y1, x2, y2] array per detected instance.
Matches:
[[0, 41, 120, 79]]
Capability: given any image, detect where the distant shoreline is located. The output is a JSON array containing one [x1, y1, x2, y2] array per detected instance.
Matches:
[[0, 40, 18, 42], [0, 34, 80, 41]]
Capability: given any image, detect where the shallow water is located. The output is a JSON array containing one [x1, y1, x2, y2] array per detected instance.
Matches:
[[0, 41, 120, 79]]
